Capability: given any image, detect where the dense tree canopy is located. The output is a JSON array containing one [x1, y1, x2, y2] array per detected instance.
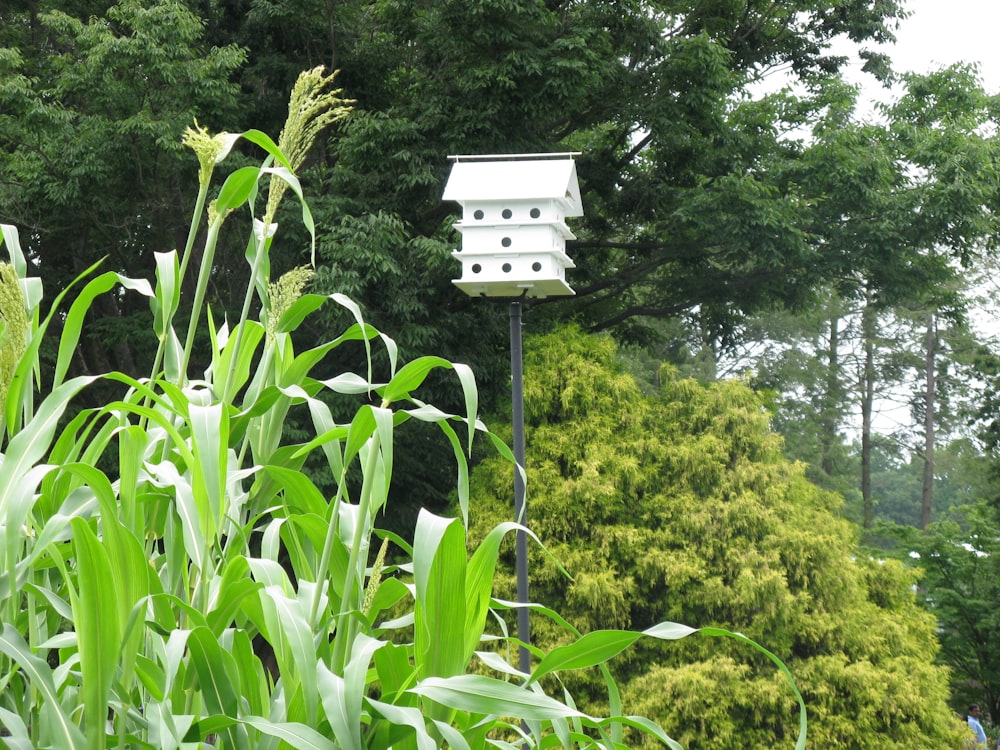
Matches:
[[0, 0, 912, 374], [2, 0, 943, 530], [466, 326, 965, 749], [0, 0, 247, 374], [312, 0, 908, 351], [887, 503, 1000, 726]]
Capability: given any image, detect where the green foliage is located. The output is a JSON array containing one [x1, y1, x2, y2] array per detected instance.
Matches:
[[0, 261, 26, 409], [0, 0, 926, 521], [0, 72, 805, 749], [274, 0, 911, 356], [0, 0, 247, 374], [467, 326, 966, 749], [884, 503, 1000, 724], [735, 66, 1000, 531]]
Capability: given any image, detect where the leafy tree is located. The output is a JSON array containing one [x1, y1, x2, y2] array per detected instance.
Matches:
[[5, 0, 977, 531], [873, 439, 995, 528], [737, 65, 1000, 529], [887, 503, 1000, 724], [0, 0, 246, 376], [467, 326, 965, 749], [310, 0, 909, 349]]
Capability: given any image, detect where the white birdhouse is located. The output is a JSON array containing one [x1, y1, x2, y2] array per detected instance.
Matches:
[[443, 153, 584, 298]]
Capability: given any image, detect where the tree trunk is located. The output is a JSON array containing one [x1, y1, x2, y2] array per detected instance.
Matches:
[[920, 312, 937, 529], [861, 296, 876, 529], [820, 313, 841, 477]]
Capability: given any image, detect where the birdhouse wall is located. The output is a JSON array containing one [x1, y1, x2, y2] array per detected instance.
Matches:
[[454, 250, 568, 280], [456, 224, 568, 255], [443, 155, 584, 298], [461, 199, 564, 225], [451, 249, 574, 298]]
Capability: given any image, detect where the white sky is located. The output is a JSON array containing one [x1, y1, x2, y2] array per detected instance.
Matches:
[[849, 0, 1000, 102], [851, 0, 1000, 438], [887, 0, 1000, 84], [745, 1, 1000, 439]]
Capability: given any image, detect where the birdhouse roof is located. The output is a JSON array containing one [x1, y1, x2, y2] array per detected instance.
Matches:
[[443, 156, 583, 216]]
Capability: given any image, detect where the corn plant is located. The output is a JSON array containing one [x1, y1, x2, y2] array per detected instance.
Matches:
[[0, 67, 805, 750]]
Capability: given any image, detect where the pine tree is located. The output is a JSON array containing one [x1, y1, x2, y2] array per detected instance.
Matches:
[[467, 326, 966, 749]]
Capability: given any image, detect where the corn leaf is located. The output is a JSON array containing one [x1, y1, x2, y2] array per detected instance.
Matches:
[[413, 510, 467, 680], [0, 625, 86, 750], [152, 250, 180, 339], [263, 584, 319, 725], [187, 626, 240, 718], [409, 675, 587, 721], [241, 717, 336, 750], [215, 166, 262, 214], [53, 271, 153, 389], [464, 521, 520, 663], [530, 631, 642, 685], [367, 698, 437, 750], [70, 517, 122, 749], [189, 400, 228, 541]]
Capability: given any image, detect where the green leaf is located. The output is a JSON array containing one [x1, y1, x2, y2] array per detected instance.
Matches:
[[317, 633, 383, 750], [70, 517, 122, 750], [54, 271, 153, 389], [281, 321, 379, 387], [135, 655, 166, 702], [372, 641, 415, 704], [0, 706, 34, 750], [187, 626, 240, 718], [530, 630, 642, 685], [5, 260, 102, 435], [0, 625, 86, 750], [145, 459, 205, 567], [262, 465, 330, 517], [366, 698, 438, 750], [0, 375, 98, 532], [381, 356, 451, 403], [241, 717, 336, 750], [152, 250, 180, 339], [189, 400, 228, 541], [207, 557, 260, 635], [599, 715, 683, 750], [408, 675, 587, 721], [344, 405, 377, 467], [464, 521, 520, 663], [263, 585, 319, 725], [1, 223, 27, 277], [230, 629, 269, 717], [413, 510, 467, 680], [214, 318, 266, 399], [215, 166, 262, 214], [261, 165, 317, 260], [368, 577, 410, 623], [240, 129, 294, 171], [118, 424, 150, 535]]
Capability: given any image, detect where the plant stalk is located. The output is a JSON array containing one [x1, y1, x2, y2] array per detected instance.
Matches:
[[330, 425, 383, 672]]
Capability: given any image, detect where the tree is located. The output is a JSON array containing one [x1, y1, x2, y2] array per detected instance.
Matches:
[[888, 503, 1000, 724], [313, 0, 908, 347], [872, 439, 994, 528], [0, 0, 246, 376], [735, 65, 1000, 530], [466, 326, 965, 750], [1, 0, 922, 383]]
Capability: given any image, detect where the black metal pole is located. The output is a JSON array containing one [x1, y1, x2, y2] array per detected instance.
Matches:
[[510, 300, 531, 676]]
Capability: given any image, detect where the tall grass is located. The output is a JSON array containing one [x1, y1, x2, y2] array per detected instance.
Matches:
[[0, 68, 805, 749]]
